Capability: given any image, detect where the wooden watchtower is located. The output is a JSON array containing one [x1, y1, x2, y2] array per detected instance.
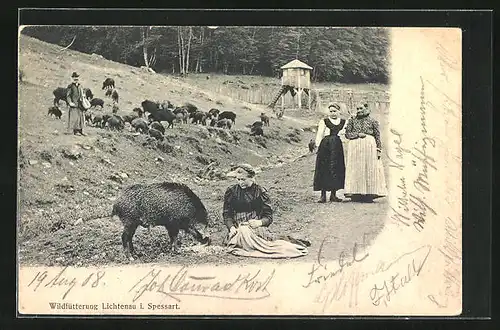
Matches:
[[280, 59, 313, 110]]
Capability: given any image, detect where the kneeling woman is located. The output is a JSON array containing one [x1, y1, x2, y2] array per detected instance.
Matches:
[[222, 164, 309, 258]]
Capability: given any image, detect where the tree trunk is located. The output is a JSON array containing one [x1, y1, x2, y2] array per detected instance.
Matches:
[[142, 27, 149, 68], [177, 27, 183, 74], [186, 27, 192, 74], [198, 27, 204, 73], [149, 48, 157, 68], [181, 28, 187, 74]]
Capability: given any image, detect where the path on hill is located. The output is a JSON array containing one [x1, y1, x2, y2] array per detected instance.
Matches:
[[19, 141, 388, 267], [18, 35, 388, 267]]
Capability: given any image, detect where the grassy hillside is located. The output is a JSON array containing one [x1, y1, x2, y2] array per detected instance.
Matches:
[[18, 35, 389, 267]]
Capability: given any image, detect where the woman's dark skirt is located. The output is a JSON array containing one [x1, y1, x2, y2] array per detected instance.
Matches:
[[313, 135, 346, 191]]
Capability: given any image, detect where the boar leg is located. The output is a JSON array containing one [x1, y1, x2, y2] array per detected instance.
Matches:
[[166, 225, 180, 254], [121, 222, 139, 261]]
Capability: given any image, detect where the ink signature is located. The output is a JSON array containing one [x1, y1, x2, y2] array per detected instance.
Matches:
[[369, 245, 432, 307], [303, 233, 369, 289], [428, 217, 461, 308], [129, 266, 275, 303], [302, 233, 371, 310]]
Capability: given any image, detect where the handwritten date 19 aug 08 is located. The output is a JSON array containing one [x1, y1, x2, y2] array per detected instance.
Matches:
[[27, 266, 106, 300]]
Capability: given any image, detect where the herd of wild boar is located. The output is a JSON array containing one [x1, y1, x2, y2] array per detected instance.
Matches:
[[44, 77, 275, 260], [47, 77, 271, 141]]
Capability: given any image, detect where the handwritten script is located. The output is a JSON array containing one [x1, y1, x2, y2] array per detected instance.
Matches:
[[387, 76, 439, 232], [302, 233, 370, 310], [27, 266, 106, 300], [129, 266, 275, 302], [428, 216, 462, 308], [370, 245, 432, 307]]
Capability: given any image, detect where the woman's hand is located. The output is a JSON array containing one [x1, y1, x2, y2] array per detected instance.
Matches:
[[358, 133, 366, 138], [248, 219, 263, 229], [229, 226, 237, 237]]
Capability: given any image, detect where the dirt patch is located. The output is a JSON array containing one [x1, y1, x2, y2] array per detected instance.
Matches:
[[18, 35, 389, 267]]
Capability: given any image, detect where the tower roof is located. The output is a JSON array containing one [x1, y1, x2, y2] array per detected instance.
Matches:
[[280, 59, 313, 70]]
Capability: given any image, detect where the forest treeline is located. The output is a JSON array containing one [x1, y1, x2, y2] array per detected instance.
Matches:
[[21, 26, 389, 84]]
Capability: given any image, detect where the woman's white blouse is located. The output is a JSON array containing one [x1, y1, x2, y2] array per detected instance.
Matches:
[[314, 117, 347, 147]]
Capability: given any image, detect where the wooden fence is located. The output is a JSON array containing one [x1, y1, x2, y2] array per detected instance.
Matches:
[[315, 88, 391, 114], [208, 83, 391, 112]]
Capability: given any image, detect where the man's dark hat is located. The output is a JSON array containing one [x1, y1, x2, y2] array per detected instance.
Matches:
[[71, 72, 80, 78]]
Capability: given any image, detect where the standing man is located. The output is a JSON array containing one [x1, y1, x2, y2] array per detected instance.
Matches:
[[66, 72, 86, 136]]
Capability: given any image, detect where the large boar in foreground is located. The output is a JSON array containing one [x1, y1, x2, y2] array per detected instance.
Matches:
[[111, 182, 210, 260]]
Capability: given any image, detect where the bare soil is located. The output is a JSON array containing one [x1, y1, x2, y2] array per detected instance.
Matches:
[[18, 35, 390, 267]]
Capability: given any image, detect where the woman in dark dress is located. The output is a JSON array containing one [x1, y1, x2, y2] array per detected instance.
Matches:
[[222, 164, 310, 258], [313, 103, 346, 203]]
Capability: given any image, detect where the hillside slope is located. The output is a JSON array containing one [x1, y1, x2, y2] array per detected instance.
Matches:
[[18, 35, 389, 267]]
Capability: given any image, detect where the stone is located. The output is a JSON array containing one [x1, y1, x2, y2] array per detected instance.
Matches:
[[28, 160, 38, 165], [74, 218, 83, 225], [109, 173, 124, 184], [119, 173, 129, 179], [62, 146, 82, 160], [102, 158, 114, 166], [42, 162, 51, 168]]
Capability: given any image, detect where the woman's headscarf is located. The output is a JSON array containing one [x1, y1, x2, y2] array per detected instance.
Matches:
[[226, 163, 257, 178], [356, 103, 370, 117], [328, 103, 341, 111]]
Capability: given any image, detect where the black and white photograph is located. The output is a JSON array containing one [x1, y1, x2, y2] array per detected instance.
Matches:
[[17, 23, 462, 315]]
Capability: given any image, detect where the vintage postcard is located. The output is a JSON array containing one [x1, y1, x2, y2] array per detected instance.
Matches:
[[17, 25, 462, 316]]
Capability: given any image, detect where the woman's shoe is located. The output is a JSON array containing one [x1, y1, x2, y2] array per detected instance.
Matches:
[[361, 195, 374, 203], [350, 194, 362, 202]]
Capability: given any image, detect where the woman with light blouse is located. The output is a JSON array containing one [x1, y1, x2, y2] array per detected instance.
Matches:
[[312, 103, 346, 203]]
